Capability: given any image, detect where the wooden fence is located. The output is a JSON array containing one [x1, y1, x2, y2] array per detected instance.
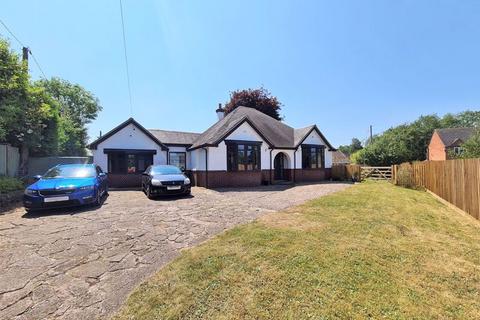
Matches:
[[332, 164, 394, 182], [392, 159, 480, 220], [0, 144, 20, 177], [361, 166, 392, 180], [332, 164, 362, 181]]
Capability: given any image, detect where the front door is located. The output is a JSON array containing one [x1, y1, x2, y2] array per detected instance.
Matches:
[[274, 153, 285, 180]]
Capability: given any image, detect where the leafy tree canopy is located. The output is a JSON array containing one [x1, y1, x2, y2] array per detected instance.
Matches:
[[456, 129, 480, 159], [0, 38, 102, 164], [0, 39, 60, 158], [224, 87, 282, 120], [351, 111, 480, 166], [36, 78, 102, 156], [338, 138, 363, 155]]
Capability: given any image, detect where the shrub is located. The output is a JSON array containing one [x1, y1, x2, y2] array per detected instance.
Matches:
[[0, 177, 24, 193], [395, 163, 415, 188]]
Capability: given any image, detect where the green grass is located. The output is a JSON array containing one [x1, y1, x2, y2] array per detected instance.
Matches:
[[0, 176, 24, 193], [113, 181, 480, 320]]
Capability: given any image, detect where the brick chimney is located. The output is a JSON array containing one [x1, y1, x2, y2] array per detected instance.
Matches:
[[216, 103, 225, 121]]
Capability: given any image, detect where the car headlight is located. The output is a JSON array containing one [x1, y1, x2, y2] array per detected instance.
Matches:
[[151, 179, 162, 186], [184, 177, 191, 185], [24, 189, 39, 196], [79, 185, 95, 191]]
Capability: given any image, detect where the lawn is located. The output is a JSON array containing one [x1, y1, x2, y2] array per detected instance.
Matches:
[[113, 181, 480, 320]]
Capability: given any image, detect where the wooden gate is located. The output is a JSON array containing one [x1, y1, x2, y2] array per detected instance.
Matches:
[[361, 166, 392, 180]]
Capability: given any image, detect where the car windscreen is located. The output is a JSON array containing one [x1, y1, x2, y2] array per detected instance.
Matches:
[[43, 165, 96, 179], [151, 166, 182, 175]]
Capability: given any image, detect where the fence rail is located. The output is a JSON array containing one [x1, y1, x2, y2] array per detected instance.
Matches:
[[332, 164, 392, 181], [392, 159, 480, 220], [361, 166, 392, 180]]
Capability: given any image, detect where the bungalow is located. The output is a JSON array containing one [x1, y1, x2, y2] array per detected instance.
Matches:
[[428, 127, 475, 161], [88, 106, 336, 188]]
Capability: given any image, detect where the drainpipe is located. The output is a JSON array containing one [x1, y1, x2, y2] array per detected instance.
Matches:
[[269, 148, 273, 184], [203, 147, 208, 188], [293, 148, 297, 183]]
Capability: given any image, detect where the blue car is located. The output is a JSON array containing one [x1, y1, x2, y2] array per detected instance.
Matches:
[[23, 164, 108, 212]]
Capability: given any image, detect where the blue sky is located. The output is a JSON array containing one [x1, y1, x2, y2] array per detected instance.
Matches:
[[2, 0, 480, 146]]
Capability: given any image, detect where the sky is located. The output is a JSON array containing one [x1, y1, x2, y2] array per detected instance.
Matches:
[[2, 0, 480, 147]]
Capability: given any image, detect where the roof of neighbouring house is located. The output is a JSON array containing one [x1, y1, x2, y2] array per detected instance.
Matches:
[[189, 106, 336, 151], [332, 150, 350, 164], [434, 127, 476, 147], [149, 129, 201, 146]]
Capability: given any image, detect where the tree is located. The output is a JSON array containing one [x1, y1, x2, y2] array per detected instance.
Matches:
[[224, 87, 282, 120], [350, 111, 480, 166], [36, 77, 102, 155], [457, 129, 480, 159], [338, 138, 363, 155], [441, 110, 480, 128], [0, 39, 60, 172]]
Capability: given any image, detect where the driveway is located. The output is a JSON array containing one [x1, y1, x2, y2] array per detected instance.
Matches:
[[0, 182, 350, 320]]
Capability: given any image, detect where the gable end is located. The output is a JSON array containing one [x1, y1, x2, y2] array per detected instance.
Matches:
[[88, 118, 169, 151]]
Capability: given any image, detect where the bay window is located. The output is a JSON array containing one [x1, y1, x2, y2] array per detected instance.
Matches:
[[302, 145, 325, 169], [226, 141, 261, 171]]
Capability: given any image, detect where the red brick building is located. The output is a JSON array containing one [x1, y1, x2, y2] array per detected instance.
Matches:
[[428, 127, 474, 161]]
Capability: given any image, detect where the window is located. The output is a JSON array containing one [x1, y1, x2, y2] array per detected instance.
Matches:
[[302, 145, 325, 169], [169, 152, 186, 171], [453, 146, 464, 155], [108, 152, 153, 174], [226, 141, 261, 171]]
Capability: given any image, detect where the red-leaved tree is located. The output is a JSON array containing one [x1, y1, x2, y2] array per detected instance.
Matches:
[[224, 87, 283, 120]]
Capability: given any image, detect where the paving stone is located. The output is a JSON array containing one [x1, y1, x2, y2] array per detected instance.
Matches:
[[0, 182, 350, 319]]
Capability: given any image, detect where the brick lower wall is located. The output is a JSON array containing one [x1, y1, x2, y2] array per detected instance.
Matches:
[[191, 168, 331, 188], [293, 168, 332, 182], [191, 170, 263, 188], [107, 174, 142, 188]]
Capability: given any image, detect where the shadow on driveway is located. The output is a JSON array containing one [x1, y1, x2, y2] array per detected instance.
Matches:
[[21, 194, 109, 219]]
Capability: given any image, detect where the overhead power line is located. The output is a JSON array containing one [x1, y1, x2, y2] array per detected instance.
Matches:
[[0, 18, 47, 79], [119, 0, 134, 116], [0, 18, 25, 46]]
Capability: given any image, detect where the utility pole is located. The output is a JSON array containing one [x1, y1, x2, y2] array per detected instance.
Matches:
[[19, 47, 30, 176], [22, 47, 29, 65], [369, 125, 373, 144]]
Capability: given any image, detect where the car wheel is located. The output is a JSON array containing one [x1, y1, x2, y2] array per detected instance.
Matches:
[[146, 184, 153, 199], [94, 189, 102, 206]]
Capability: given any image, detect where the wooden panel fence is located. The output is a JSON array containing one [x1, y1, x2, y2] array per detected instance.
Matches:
[[0, 144, 20, 177], [333, 165, 394, 182], [392, 159, 480, 220], [332, 164, 361, 181]]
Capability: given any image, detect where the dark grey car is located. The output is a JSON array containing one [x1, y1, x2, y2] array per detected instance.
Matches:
[[141, 165, 191, 199]]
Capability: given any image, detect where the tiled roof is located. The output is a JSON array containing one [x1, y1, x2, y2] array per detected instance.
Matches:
[[435, 127, 475, 147], [189, 106, 335, 150], [149, 129, 200, 145], [332, 150, 350, 164]]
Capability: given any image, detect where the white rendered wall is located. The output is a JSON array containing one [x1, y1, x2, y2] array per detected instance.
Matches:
[[91, 123, 167, 172], [189, 149, 206, 170]]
